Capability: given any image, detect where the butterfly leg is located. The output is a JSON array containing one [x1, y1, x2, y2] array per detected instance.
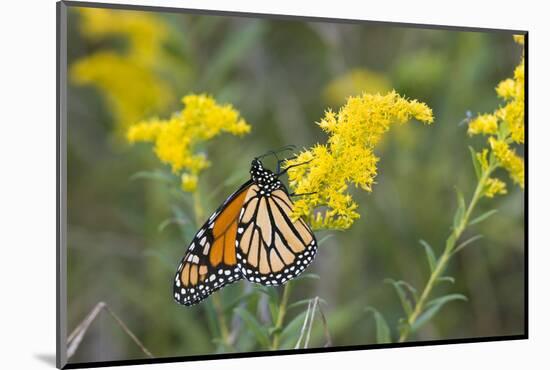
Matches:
[[275, 155, 297, 174], [276, 159, 312, 177], [289, 191, 317, 197]]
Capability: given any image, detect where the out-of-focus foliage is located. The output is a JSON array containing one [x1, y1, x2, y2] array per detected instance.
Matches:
[[66, 5, 525, 364], [323, 68, 391, 106]]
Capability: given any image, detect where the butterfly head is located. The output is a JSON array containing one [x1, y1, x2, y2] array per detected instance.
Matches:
[[251, 158, 282, 192]]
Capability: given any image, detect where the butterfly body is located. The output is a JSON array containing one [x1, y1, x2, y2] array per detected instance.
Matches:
[[173, 158, 317, 307]]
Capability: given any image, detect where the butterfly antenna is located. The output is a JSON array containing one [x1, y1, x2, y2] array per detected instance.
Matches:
[[256, 145, 296, 160]]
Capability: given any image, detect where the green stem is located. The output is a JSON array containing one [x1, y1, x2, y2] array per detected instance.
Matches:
[[398, 163, 495, 342], [271, 282, 292, 350], [192, 189, 205, 222]]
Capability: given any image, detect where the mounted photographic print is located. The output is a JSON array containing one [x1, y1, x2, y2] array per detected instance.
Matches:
[[56, 1, 527, 368]]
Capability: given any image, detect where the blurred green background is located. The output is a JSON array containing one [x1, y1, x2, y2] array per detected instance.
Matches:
[[65, 5, 524, 363]]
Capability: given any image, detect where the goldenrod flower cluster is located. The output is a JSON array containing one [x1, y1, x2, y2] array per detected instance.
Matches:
[[285, 91, 434, 230], [127, 94, 251, 192], [468, 35, 525, 197], [70, 8, 173, 133]]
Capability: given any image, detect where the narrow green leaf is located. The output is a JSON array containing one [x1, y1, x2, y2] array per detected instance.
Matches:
[[397, 280, 418, 304], [437, 276, 455, 284], [469, 209, 498, 226], [453, 235, 484, 255], [384, 279, 413, 316], [469, 146, 481, 180], [172, 205, 196, 240], [157, 217, 187, 233], [288, 298, 328, 310], [317, 234, 335, 247], [234, 307, 271, 348], [268, 299, 278, 325], [293, 273, 321, 282], [419, 239, 437, 273], [280, 311, 308, 342], [498, 119, 510, 139], [254, 286, 279, 302], [365, 307, 391, 344], [397, 317, 410, 338], [412, 294, 467, 332], [222, 291, 255, 313], [426, 294, 468, 308], [453, 188, 466, 231]]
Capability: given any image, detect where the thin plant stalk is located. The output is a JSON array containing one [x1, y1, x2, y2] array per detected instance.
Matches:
[[67, 302, 154, 359], [271, 282, 292, 350], [398, 161, 497, 342]]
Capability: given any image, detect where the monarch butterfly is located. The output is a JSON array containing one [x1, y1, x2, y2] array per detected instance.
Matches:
[[173, 153, 317, 306]]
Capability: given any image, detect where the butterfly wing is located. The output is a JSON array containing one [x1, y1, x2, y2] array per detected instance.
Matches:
[[173, 180, 253, 306], [235, 184, 317, 285]]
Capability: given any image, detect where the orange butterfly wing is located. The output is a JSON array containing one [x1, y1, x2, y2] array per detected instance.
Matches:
[[173, 181, 253, 306]]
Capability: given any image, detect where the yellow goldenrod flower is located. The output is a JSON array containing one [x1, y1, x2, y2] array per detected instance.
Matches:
[[71, 52, 173, 133], [76, 8, 168, 63], [489, 138, 524, 188], [468, 36, 524, 194], [484, 177, 507, 198], [181, 173, 199, 192], [476, 149, 490, 172], [70, 8, 173, 133], [495, 78, 516, 100], [127, 94, 251, 192], [285, 91, 434, 230], [468, 114, 498, 136], [323, 68, 391, 106]]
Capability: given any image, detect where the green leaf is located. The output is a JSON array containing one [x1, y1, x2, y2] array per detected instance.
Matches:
[[419, 239, 437, 273], [384, 279, 413, 316], [453, 188, 466, 231], [453, 235, 483, 255], [469, 209, 498, 226], [437, 276, 455, 284], [397, 317, 410, 338], [365, 307, 391, 344], [157, 217, 187, 233], [293, 273, 321, 282], [234, 307, 271, 348], [222, 291, 255, 313], [317, 234, 335, 246], [288, 298, 328, 310], [254, 286, 279, 302], [412, 294, 467, 332], [469, 146, 481, 180], [426, 294, 467, 308], [498, 118, 510, 139], [397, 280, 419, 304], [268, 299, 278, 325], [172, 205, 196, 240], [280, 310, 308, 342]]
